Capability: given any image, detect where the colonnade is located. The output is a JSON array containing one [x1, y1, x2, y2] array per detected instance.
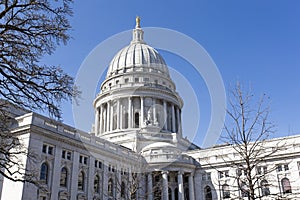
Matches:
[[94, 96, 182, 136], [147, 171, 195, 200]]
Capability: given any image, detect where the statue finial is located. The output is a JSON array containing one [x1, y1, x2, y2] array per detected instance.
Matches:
[[136, 16, 141, 28]]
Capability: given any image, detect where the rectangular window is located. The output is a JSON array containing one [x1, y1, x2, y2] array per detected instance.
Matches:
[[62, 150, 72, 160], [219, 170, 229, 179], [125, 78, 129, 83], [79, 155, 88, 165], [134, 78, 139, 83], [277, 165, 282, 172], [284, 164, 289, 171], [144, 77, 149, 82], [42, 144, 54, 155]]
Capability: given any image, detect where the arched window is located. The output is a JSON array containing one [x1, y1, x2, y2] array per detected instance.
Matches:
[[60, 167, 68, 187], [40, 162, 49, 183], [108, 178, 114, 197], [282, 178, 292, 194], [78, 171, 85, 191], [121, 181, 126, 198], [204, 185, 212, 200], [222, 184, 230, 198], [134, 112, 139, 128], [261, 180, 270, 196], [94, 175, 100, 193]]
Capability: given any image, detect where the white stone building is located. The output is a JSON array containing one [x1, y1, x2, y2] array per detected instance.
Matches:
[[1, 18, 300, 200]]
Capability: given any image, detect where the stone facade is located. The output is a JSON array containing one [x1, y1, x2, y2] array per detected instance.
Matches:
[[1, 19, 300, 200]]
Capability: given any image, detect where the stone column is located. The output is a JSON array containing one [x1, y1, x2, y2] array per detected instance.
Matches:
[[163, 100, 168, 131], [140, 96, 144, 127], [162, 171, 169, 200], [171, 188, 175, 200], [171, 104, 176, 132], [177, 171, 184, 200], [99, 105, 103, 134], [188, 173, 195, 200], [102, 163, 109, 200], [153, 98, 157, 124], [117, 98, 120, 129], [110, 101, 113, 131], [147, 173, 153, 200], [94, 107, 100, 135], [103, 106, 107, 132], [176, 107, 180, 135], [87, 157, 95, 200], [70, 152, 80, 200], [116, 169, 121, 200], [106, 101, 110, 132], [128, 97, 132, 128], [50, 146, 62, 200]]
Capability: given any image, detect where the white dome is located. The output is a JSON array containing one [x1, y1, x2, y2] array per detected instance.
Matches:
[[106, 26, 170, 79]]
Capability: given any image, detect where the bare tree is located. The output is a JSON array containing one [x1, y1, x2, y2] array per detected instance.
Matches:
[[0, 0, 79, 185], [220, 82, 282, 200]]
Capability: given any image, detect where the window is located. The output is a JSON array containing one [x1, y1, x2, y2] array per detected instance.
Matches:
[[42, 144, 54, 155], [277, 164, 289, 172], [94, 160, 102, 169], [124, 78, 129, 83], [222, 184, 230, 198], [282, 178, 292, 194], [40, 162, 49, 183], [237, 168, 247, 176], [78, 171, 85, 191], [94, 175, 100, 193], [134, 77, 139, 83], [144, 77, 149, 82], [134, 112, 139, 128], [62, 149, 72, 160], [121, 181, 126, 198], [108, 178, 114, 197], [257, 166, 267, 175], [116, 80, 119, 84], [219, 170, 229, 179], [79, 155, 88, 165], [204, 186, 212, 200], [60, 167, 68, 187], [261, 180, 270, 196], [202, 172, 211, 181]]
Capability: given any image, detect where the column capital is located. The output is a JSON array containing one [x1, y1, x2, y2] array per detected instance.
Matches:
[[161, 171, 169, 175], [178, 170, 184, 175]]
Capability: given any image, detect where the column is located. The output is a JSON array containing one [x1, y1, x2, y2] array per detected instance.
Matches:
[[176, 107, 181, 135], [102, 164, 109, 200], [50, 146, 62, 200], [177, 171, 184, 200], [162, 171, 169, 200], [147, 173, 153, 200], [188, 173, 195, 200], [117, 98, 120, 129], [163, 100, 168, 131], [116, 169, 121, 200], [70, 152, 80, 200], [171, 104, 176, 132], [128, 97, 132, 128], [103, 106, 107, 132], [94, 107, 100, 135], [99, 105, 103, 134], [110, 101, 113, 131], [106, 101, 110, 132], [140, 96, 144, 127], [87, 157, 95, 200], [153, 98, 157, 124]]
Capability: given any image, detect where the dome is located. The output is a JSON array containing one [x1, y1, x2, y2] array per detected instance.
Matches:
[[106, 21, 170, 79]]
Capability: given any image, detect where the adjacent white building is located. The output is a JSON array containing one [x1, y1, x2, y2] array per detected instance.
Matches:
[[1, 18, 300, 200]]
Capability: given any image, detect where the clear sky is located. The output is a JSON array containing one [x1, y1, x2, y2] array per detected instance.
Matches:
[[42, 0, 300, 147]]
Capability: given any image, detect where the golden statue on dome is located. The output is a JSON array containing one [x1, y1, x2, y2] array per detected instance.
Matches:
[[136, 16, 141, 28]]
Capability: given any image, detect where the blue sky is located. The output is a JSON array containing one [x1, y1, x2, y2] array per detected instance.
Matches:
[[43, 1, 300, 147]]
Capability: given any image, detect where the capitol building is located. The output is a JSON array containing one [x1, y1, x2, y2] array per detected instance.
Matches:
[[1, 18, 300, 200]]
